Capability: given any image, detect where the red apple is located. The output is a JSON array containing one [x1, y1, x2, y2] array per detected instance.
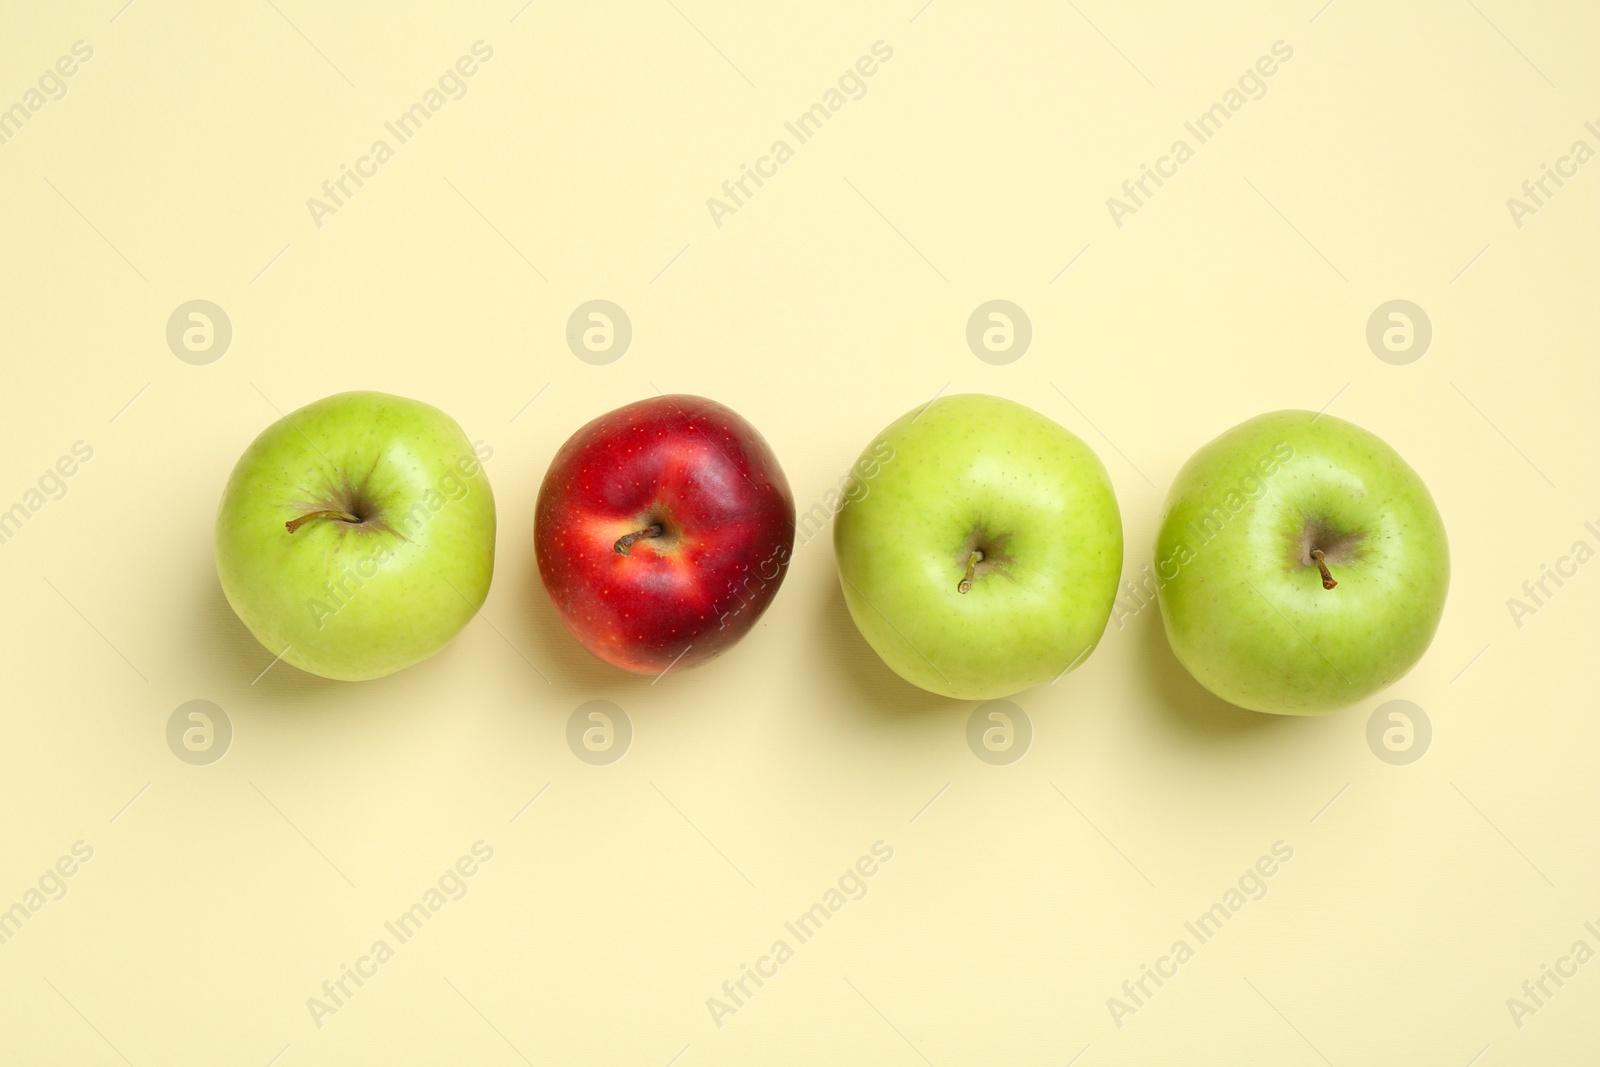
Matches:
[[535, 395, 796, 674]]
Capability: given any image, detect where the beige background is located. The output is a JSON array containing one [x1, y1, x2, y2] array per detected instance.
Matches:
[[1, 1, 1595, 1063]]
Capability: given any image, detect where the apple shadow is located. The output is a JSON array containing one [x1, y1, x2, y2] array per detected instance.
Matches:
[[517, 562, 692, 705], [197, 559, 633, 740], [812, 572, 965, 724], [1134, 606, 1297, 741], [194, 571, 373, 721]]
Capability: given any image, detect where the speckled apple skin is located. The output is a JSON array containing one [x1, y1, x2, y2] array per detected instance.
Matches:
[[535, 395, 796, 675], [833, 394, 1124, 700], [215, 391, 496, 681], [1154, 410, 1449, 714]]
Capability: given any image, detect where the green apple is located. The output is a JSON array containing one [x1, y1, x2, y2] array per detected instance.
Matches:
[[833, 394, 1123, 700], [215, 391, 495, 681], [1154, 410, 1448, 714]]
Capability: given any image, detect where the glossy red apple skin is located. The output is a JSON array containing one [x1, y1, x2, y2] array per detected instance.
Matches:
[[535, 395, 796, 674]]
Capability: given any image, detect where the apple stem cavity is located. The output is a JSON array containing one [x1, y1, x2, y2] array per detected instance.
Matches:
[[1310, 548, 1337, 590], [957, 549, 985, 594], [285, 509, 363, 534], [614, 523, 665, 556]]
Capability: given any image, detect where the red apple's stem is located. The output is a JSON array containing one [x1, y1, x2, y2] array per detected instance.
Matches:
[[1310, 548, 1337, 590], [614, 523, 664, 555], [285, 509, 362, 534], [957, 550, 984, 594]]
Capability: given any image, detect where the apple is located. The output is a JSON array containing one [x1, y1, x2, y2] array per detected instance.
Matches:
[[535, 395, 795, 674], [215, 391, 496, 681], [833, 394, 1123, 700], [1153, 410, 1449, 714]]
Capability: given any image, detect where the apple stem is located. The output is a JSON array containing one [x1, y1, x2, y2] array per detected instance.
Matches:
[[614, 523, 665, 555], [285, 509, 362, 534], [957, 550, 984, 594], [1310, 548, 1337, 590]]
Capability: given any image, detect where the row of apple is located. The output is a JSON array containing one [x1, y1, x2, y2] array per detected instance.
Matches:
[[215, 390, 1448, 714]]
